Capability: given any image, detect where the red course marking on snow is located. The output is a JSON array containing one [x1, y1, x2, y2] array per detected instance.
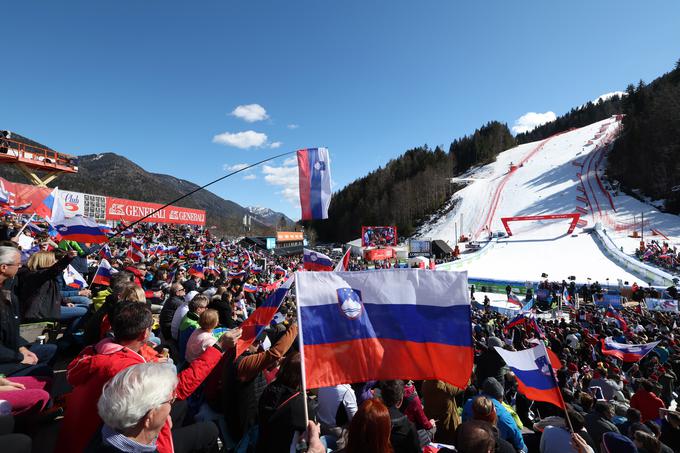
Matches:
[[474, 130, 570, 239]]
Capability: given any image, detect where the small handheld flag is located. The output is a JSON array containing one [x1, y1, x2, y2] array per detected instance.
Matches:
[[494, 343, 565, 409], [303, 248, 334, 271], [334, 248, 351, 272], [92, 259, 117, 286], [235, 275, 295, 358], [63, 265, 88, 290], [507, 292, 523, 308], [601, 337, 660, 362]]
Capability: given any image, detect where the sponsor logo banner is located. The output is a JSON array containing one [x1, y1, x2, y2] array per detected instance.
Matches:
[[105, 197, 206, 226]]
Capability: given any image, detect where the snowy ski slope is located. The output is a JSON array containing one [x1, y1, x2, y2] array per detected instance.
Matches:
[[419, 117, 680, 284]]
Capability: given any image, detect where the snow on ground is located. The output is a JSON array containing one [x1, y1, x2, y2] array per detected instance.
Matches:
[[418, 116, 680, 284]]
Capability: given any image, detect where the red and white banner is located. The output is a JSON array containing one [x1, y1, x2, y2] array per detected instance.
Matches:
[[105, 197, 206, 226]]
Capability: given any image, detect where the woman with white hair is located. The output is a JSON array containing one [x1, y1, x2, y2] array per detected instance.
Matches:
[[87, 362, 178, 452]]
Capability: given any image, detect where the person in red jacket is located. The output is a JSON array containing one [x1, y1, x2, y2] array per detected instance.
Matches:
[[630, 378, 665, 423], [56, 301, 242, 453]]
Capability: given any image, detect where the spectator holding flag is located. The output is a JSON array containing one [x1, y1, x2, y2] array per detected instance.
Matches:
[[18, 250, 77, 321]]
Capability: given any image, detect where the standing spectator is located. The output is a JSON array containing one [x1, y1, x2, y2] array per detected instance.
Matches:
[[422, 380, 461, 444]]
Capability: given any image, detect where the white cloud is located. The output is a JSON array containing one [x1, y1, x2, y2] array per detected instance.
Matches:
[[269, 141, 282, 149], [223, 163, 249, 172], [243, 173, 257, 180], [231, 104, 269, 122], [511, 111, 557, 135], [287, 124, 299, 129], [262, 159, 299, 204], [213, 130, 268, 149]]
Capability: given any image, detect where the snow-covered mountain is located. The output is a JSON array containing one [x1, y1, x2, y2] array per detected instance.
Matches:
[[418, 115, 680, 284], [246, 206, 296, 228]]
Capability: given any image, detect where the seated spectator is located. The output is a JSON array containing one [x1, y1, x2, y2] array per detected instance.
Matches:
[[659, 410, 680, 452], [0, 414, 31, 453], [601, 431, 638, 453], [379, 380, 420, 453], [158, 283, 185, 341], [470, 396, 518, 453], [537, 405, 596, 453], [421, 380, 461, 444], [56, 301, 241, 453], [584, 401, 619, 448], [317, 383, 358, 443], [170, 290, 198, 341], [223, 323, 298, 443], [256, 352, 313, 453], [82, 272, 134, 345], [87, 362, 217, 453], [177, 294, 209, 362], [185, 308, 219, 363], [630, 379, 665, 423], [0, 375, 51, 420], [343, 398, 393, 453], [462, 377, 527, 452], [454, 420, 496, 453], [0, 246, 57, 377]]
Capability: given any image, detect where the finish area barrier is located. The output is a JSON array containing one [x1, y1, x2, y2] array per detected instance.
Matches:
[[501, 213, 580, 237]]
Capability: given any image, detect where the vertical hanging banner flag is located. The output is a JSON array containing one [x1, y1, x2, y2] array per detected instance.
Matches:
[[297, 148, 332, 220], [296, 269, 473, 389]]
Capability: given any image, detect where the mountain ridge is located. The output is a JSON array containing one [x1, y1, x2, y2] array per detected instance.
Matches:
[[0, 151, 275, 236]]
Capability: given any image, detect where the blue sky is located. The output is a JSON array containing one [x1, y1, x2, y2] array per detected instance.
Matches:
[[3, 1, 680, 220]]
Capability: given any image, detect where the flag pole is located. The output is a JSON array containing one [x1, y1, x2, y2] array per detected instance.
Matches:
[[540, 342, 574, 432], [294, 271, 310, 423], [89, 260, 102, 287], [15, 213, 36, 236]]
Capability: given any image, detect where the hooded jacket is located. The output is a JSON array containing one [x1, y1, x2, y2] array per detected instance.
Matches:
[[56, 337, 223, 453]]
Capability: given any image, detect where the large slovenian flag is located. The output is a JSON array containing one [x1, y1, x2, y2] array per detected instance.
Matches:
[[297, 148, 332, 220], [92, 259, 117, 286], [494, 343, 565, 409], [296, 269, 473, 389], [303, 248, 334, 271], [601, 337, 660, 362], [235, 276, 295, 358], [334, 248, 351, 272], [49, 198, 109, 244]]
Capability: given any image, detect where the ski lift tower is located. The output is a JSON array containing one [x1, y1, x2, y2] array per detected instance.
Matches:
[[0, 131, 78, 187]]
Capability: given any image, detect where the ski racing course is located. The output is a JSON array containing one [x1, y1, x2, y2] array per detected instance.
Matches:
[[420, 116, 680, 294]]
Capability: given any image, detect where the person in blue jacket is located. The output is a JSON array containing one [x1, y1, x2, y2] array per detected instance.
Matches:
[[462, 377, 527, 453]]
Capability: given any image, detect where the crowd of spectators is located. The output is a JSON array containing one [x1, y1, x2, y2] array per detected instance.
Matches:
[[0, 215, 679, 452]]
